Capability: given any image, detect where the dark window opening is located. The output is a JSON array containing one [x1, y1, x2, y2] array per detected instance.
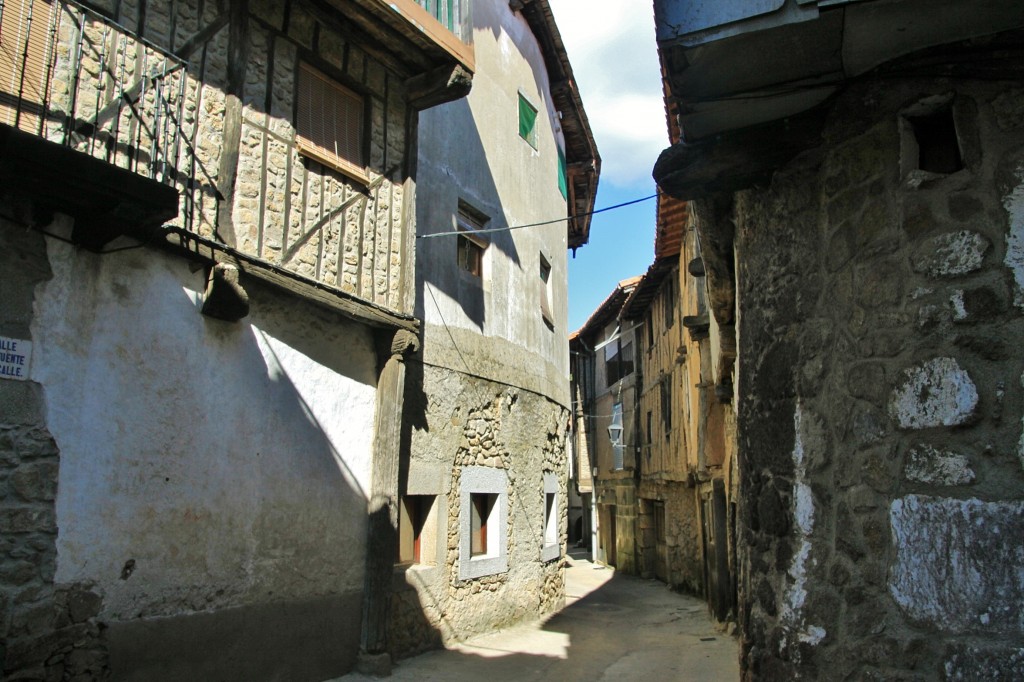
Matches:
[[471, 493, 496, 557], [909, 108, 962, 174], [397, 495, 434, 565], [606, 340, 634, 387], [660, 377, 672, 437], [458, 234, 484, 277]]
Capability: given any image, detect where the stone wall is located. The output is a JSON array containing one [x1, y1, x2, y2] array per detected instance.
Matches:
[[0, 223, 106, 680], [732, 77, 1024, 680], [390, 364, 568, 658]]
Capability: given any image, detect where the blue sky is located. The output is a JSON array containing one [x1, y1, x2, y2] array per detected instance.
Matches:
[[547, 0, 667, 331]]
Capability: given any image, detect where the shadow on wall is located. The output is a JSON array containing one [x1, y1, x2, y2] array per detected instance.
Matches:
[[29, 241, 375, 682], [416, 96, 519, 334]]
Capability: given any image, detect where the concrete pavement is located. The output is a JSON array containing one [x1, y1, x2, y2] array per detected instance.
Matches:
[[333, 551, 739, 681]]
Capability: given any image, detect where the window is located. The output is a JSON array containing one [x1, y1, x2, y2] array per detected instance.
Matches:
[[664, 279, 675, 328], [457, 204, 488, 280], [908, 107, 962, 174], [606, 339, 634, 387], [397, 495, 437, 565], [470, 493, 496, 557], [646, 312, 654, 348], [295, 62, 366, 182], [660, 376, 672, 438], [557, 145, 568, 199], [542, 472, 560, 562], [540, 254, 553, 327], [646, 410, 653, 447], [518, 92, 538, 148], [459, 466, 508, 579], [413, 0, 460, 32], [458, 234, 484, 277], [0, 0, 58, 132]]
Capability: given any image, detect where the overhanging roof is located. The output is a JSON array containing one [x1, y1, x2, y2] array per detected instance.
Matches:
[[514, 0, 601, 250]]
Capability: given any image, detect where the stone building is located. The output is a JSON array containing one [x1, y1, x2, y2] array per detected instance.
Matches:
[[621, 193, 738, 620], [0, 0, 473, 679], [570, 277, 641, 572], [571, 192, 739, 623], [654, 0, 1024, 678], [389, 0, 600, 658]]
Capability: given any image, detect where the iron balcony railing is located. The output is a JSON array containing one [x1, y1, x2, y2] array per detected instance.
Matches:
[[0, 0, 218, 233]]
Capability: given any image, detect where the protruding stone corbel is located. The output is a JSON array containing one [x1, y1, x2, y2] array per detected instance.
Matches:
[[201, 263, 249, 322]]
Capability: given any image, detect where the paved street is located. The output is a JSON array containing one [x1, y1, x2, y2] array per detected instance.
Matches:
[[335, 550, 739, 682]]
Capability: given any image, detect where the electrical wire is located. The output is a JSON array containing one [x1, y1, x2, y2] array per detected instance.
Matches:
[[415, 192, 659, 239]]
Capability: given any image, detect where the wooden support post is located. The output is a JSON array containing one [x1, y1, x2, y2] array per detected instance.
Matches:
[[214, 0, 250, 246], [358, 329, 420, 676]]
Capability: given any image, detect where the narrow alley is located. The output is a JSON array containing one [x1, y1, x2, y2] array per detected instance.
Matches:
[[336, 550, 738, 682]]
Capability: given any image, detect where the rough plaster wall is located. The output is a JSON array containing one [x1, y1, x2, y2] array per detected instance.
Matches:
[[31, 239, 376, 623], [0, 217, 109, 679], [391, 364, 567, 658], [735, 79, 1024, 681]]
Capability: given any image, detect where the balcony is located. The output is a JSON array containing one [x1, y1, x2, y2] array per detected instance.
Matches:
[[0, 0, 185, 249]]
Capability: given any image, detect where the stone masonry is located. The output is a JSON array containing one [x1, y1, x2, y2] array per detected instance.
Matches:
[[732, 76, 1024, 680], [389, 364, 568, 660]]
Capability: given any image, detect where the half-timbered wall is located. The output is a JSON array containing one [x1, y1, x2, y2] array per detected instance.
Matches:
[[50, 0, 414, 313]]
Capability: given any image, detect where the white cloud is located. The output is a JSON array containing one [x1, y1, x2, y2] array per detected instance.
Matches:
[[549, 0, 667, 187]]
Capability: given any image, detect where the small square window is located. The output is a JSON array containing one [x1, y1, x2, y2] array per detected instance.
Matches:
[[458, 234, 484, 277], [397, 495, 437, 565], [295, 62, 367, 183], [518, 93, 538, 149]]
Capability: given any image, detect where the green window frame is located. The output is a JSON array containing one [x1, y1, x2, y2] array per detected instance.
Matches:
[[415, 0, 457, 32], [518, 93, 538, 148]]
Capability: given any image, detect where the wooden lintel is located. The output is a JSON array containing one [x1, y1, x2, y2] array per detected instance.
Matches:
[[406, 63, 472, 111]]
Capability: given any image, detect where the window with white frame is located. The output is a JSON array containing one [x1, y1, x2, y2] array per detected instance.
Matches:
[[459, 466, 508, 579], [542, 472, 560, 562]]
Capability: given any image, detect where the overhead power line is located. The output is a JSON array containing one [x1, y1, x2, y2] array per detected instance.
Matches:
[[415, 192, 659, 239]]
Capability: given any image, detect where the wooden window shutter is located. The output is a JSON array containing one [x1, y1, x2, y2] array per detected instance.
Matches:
[[557, 145, 567, 199], [296, 62, 366, 182], [518, 93, 537, 148], [0, 0, 57, 132]]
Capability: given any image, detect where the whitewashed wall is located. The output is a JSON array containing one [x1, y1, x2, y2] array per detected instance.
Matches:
[[30, 228, 376, 621]]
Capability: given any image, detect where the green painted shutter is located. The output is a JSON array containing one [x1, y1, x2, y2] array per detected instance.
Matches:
[[518, 94, 537, 148], [558, 145, 567, 200]]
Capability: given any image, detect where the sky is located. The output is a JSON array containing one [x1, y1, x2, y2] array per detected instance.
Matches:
[[547, 0, 668, 332]]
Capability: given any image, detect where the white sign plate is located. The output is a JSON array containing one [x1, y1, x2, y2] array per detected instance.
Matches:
[[0, 336, 32, 381]]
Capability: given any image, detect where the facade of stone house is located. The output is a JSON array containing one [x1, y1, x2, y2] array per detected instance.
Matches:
[[654, 0, 1024, 679], [0, 0, 473, 679], [621, 193, 738, 620], [571, 192, 740, 622], [570, 277, 641, 572], [388, 0, 600, 658]]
